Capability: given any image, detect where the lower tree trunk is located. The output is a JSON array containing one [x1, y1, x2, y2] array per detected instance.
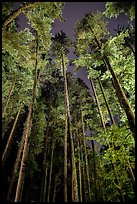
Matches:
[[14, 110, 33, 202], [47, 136, 55, 202], [81, 105, 92, 202], [2, 103, 23, 168], [2, 79, 16, 115], [7, 125, 25, 201]]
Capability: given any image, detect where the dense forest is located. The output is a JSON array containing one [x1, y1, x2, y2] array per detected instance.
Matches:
[[2, 2, 135, 202]]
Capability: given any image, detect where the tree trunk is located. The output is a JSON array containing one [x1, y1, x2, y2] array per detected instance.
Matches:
[[89, 78, 106, 131], [91, 140, 98, 202], [7, 120, 26, 201], [97, 77, 116, 125], [61, 52, 79, 202], [47, 135, 55, 202], [2, 86, 21, 138], [2, 2, 36, 28], [80, 104, 92, 202], [14, 109, 33, 202], [77, 133, 83, 202], [2, 103, 23, 168], [40, 117, 50, 202], [14, 33, 39, 202], [2, 79, 16, 115], [61, 53, 68, 202], [90, 29, 135, 136]]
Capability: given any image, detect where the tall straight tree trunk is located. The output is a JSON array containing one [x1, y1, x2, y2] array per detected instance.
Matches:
[[2, 103, 23, 168], [76, 131, 83, 202], [75, 115, 82, 202], [61, 52, 68, 202], [80, 104, 92, 202], [89, 78, 106, 130], [61, 52, 79, 202], [14, 33, 40, 202], [2, 2, 36, 28], [40, 103, 52, 202], [14, 111, 33, 202], [91, 140, 98, 202], [97, 77, 116, 125], [47, 135, 55, 202], [7, 119, 27, 201], [90, 28, 135, 136], [2, 79, 16, 115]]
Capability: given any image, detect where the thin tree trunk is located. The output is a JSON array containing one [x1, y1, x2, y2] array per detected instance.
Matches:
[[89, 78, 106, 131], [2, 2, 36, 28], [14, 33, 39, 202], [125, 39, 135, 56], [2, 86, 21, 138], [47, 136, 55, 202], [62, 52, 79, 202], [75, 116, 82, 202], [2, 103, 23, 168], [7, 120, 26, 201], [77, 133, 83, 202], [91, 140, 98, 202], [62, 53, 68, 202], [97, 77, 116, 125], [80, 104, 92, 202], [2, 79, 16, 115], [14, 109, 33, 202], [40, 102, 52, 202], [90, 28, 135, 136]]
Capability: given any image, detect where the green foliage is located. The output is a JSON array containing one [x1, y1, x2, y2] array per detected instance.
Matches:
[[104, 2, 135, 20]]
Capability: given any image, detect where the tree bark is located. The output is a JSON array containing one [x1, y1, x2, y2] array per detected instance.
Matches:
[[89, 78, 106, 131], [7, 120, 26, 201], [91, 140, 98, 202], [47, 136, 55, 202], [40, 116, 50, 202], [97, 77, 116, 125], [2, 103, 23, 168], [2, 79, 16, 115], [14, 33, 39, 202], [62, 53, 68, 202], [80, 104, 92, 202], [2, 2, 36, 28], [62, 53, 79, 202]]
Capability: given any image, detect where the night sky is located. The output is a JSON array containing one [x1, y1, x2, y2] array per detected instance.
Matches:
[[15, 2, 130, 92]]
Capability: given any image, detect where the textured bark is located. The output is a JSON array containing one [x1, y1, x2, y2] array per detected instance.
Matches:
[[89, 78, 106, 131], [2, 79, 16, 115], [97, 77, 116, 125], [2, 2, 36, 28], [81, 105, 92, 202], [2, 104, 23, 168], [47, 136, 55, 202]]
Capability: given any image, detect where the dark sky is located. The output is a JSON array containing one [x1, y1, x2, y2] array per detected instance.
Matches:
[[15, 2, 130, 92]]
